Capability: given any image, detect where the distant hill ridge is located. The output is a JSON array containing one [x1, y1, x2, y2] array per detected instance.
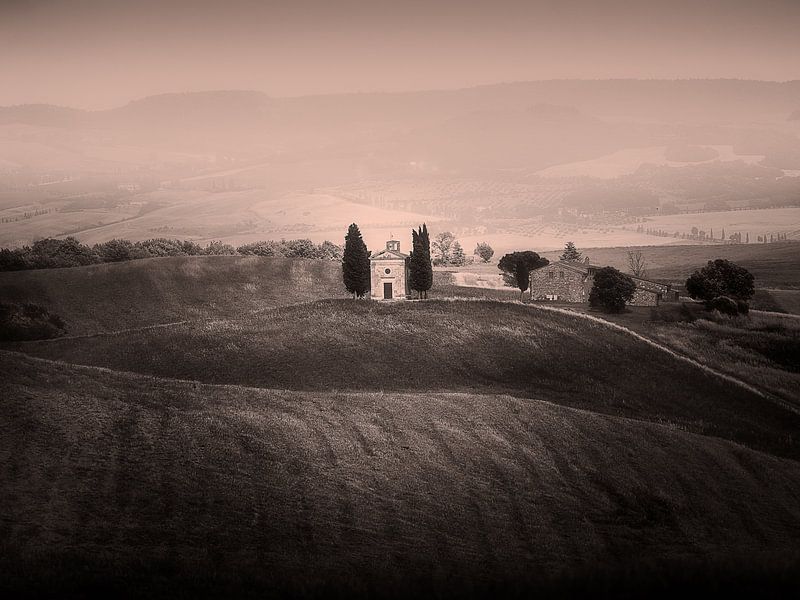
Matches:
[[3, 79, 800, 128]]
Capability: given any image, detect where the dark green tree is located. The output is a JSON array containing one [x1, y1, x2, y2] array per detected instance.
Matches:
[[409, 223, 433, 299], [342, 223, 371, 298], [498, 251, 549, 299], [560, 241, 582, 261], [202, 241, 236, 255], [588, 267, 636, 313], [686, 259, 755, 308], [514, 260, 531, 300]]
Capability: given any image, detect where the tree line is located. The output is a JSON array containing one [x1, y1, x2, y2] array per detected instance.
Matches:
[[637, 224, 791, 244], [0, 237, 346, 271]]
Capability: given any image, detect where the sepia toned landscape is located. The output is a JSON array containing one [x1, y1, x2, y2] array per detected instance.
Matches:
[[2, 1, 800, 598]]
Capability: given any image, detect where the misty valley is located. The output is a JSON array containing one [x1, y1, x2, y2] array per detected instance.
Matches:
[[1, 81, 799, 254]]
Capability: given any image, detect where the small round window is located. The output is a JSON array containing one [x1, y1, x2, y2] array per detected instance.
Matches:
[[384, 268, 391, 275]]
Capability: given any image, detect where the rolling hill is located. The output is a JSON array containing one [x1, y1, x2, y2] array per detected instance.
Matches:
[[0, 256, 346, 335], [3, 255, 800, 596], [8, 298, 800, 460], [3, 349, 800, 597]]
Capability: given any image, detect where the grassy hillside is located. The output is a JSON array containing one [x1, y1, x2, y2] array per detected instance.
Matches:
[[0, 256, 345, 335], [647, 311, 800, 404], [3, 350, 800, 597], [542, 242, 800, 289], [11, 299, 800, 459]]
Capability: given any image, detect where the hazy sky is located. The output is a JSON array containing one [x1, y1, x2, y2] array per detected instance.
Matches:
[[2, 0, 799, 108]]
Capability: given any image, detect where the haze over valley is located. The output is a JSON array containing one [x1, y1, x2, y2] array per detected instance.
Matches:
[[2, 80, 800, 252]]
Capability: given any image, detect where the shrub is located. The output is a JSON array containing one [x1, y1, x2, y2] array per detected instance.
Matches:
[[236, 239, 341, 259], [202, 241, 236, 255], [0, 303, 67, 341], [317, 240, 343, 261], [237, 240, 282, 256], [181, 240, 204, 255], [589, 267, 636, 313], [282, 238, 317, 258], [27, 237, 98, 269], [709, 296, 740, 316], [737, 300, 750, 315], [0, 247, 30, 271], [93, 239, 147, 262], [134, 238, 191, 257]]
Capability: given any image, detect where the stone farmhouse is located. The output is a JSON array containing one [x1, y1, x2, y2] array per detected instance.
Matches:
[[530, 258, 678, 306], [370, 239, 410, 300]]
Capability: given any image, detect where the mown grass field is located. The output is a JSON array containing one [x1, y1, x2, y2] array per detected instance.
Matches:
[[3, 350, 800, 597], [0, 255, 346, 335], [9, 298, 800, 460]]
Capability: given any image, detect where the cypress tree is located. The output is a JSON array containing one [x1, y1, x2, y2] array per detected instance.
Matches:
[[409, 227, 423, 298], [419, 223, 433, 299], [409, 224, 433, 299], [342, 223, 370, 298]]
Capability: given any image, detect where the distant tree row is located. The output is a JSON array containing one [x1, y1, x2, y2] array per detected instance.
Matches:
[[637, 224, 790, 244], [0, 302, 66, 341], [0, 236, 344, 271], [0, 208, 53, 224]]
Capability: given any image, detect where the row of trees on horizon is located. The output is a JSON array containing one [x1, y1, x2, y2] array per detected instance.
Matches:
[[0, 229, 495, 272], [0, 236, 349, 271], [636, 224, 792, 244]]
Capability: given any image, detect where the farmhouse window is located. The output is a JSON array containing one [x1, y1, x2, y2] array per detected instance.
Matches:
[[559, 271, 564, 278], [548, 271, 554, 279]]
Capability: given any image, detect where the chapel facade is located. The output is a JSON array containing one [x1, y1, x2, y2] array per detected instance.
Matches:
[[369, 239, 410, 300]]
